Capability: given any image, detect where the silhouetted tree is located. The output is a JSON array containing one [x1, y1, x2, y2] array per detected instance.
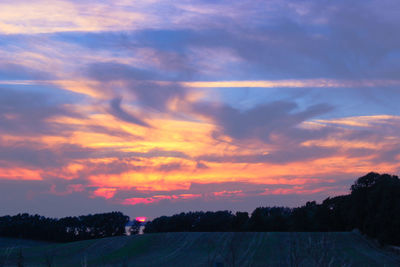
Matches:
[[0, 212, 129, 242], [232, 212, 249, 231], [348, 172, 400, 245], [248, 207, 291, 231], [144, 172, 400, 246]]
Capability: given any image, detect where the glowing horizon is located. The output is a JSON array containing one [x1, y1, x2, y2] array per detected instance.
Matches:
[[135, 217, 147, 223]]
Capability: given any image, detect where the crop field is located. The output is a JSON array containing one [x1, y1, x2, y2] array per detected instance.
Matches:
[[1, 232, 399, 266], [0, 238, 52, 249]]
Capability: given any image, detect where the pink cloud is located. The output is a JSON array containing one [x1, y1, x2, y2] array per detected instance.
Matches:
[[121, 193, 202, 206], [92, 188, 117, 199], [122, 197, 156, 205], [213, 190, 244, 197], [262, 186, 333, 195], [178, 193, 202, 199]]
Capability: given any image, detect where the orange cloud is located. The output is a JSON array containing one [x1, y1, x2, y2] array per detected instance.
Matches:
[[0, 168, 42, 181], [1, 91, 399, 205], [91, 188, 117, 199]]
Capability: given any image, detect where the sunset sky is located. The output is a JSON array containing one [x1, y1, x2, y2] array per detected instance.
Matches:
[[1, 0, 399, 219]]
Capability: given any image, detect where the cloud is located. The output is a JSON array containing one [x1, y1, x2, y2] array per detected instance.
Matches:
[[213, 190, 244, 198], [49, 183, 85, 196], [92, 0, 398, 81], [0, 167, 42, 181], [196, 162, 209, 169], [91, 188, 117, 199], [191, 100, 333, 144], [86, 62, 189, 111], [157, 162, 183, 172], [87, 62, 156, 82], [182, 79, 400, 88], [0, 87, 79, 136], [0, 63, 52, 80], [93, 148, 191, 161], [196, 146, 336, 164], [0, 141, 94, 169], [109, 97, 150, 127], [121, 193, 202, 206], [126, 81, 187, 111], [0, 0, 149, 34]]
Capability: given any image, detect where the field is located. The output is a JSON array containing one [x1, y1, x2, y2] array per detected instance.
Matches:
[[1, 232, 399, 266]]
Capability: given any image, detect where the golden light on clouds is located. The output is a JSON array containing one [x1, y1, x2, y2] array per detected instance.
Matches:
[[0, 168, 42, 181]]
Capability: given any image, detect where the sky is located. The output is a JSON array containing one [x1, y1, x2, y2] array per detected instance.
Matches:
[[0, 0, 400, 219]]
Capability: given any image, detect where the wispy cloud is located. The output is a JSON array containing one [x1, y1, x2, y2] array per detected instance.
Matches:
[[0, 0, 149, 34]]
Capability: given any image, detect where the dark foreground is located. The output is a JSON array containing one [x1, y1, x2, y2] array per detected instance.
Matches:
[[1, 232, 399, 266]]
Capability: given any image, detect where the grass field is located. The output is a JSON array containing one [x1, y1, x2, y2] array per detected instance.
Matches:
[[0, 238, 52, 249], [1, 232, 399, 266]]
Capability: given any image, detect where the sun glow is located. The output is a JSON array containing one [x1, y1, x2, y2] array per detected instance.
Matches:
[[135, 217, 147, 223]]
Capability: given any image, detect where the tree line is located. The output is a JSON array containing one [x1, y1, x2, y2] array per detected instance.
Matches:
[[144, 172, 400, 246], [1, 172, 399, 246], [0, 212, 129, 242]]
